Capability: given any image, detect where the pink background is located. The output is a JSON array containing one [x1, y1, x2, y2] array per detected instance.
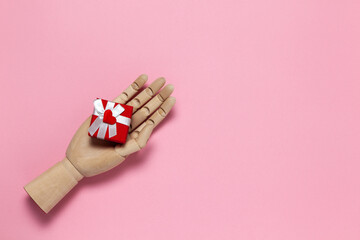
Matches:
[[1, 0, 360, 239]]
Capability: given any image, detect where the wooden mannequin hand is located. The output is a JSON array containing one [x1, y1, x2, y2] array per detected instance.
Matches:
[[24, 75, 175, 213]]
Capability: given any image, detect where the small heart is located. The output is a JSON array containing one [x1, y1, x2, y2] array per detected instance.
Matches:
[[103, 109, 116, 125]]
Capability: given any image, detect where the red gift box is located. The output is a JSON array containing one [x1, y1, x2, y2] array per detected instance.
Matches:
[[88, 98, 133, 144]]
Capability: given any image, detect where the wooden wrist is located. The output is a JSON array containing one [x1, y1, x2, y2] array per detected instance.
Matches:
[[24, 157, 84, 213]]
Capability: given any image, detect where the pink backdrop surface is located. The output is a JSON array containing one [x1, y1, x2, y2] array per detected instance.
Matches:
[[1, 0, 360, 239]]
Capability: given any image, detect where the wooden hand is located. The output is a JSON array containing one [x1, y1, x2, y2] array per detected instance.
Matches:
[[24, 75, 176, 213]]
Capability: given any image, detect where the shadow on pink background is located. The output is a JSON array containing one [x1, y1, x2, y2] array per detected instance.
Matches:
[[1, 0, 360, 239]]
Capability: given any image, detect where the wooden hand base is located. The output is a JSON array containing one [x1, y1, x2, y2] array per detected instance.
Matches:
[[24, 158, 83, 213]]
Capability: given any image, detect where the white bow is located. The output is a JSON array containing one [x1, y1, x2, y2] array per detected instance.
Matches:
[[88, 99, 131, 139]]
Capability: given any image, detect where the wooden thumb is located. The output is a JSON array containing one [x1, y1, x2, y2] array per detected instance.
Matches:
[[135, 124, 154, 148], [115, 124, 154, 157]]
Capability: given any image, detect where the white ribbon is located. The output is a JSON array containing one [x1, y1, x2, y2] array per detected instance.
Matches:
[[88, 99, 131, 139]]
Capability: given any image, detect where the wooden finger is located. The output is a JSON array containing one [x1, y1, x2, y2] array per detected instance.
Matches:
[[130, 84, 174, 130], [115, 124, 154, 157], [130, 96, 176, 138], [127, 77, 166, 112], [113, 74, 148, 104]]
